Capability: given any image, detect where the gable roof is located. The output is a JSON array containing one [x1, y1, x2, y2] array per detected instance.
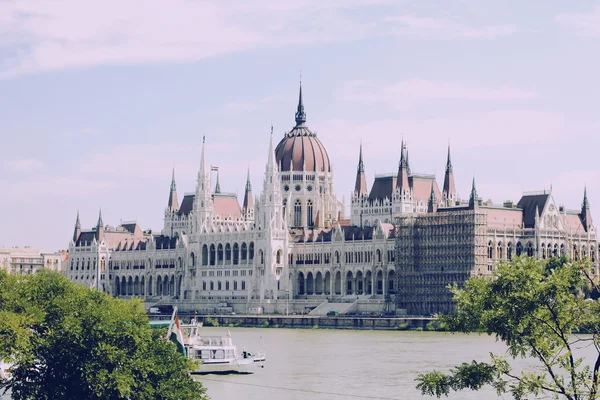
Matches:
[[517, 193, 549, 228], [178, 194, 195, 216], [368, 175, 396, 202]]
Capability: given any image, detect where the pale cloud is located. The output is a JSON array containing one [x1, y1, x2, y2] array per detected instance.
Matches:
[[555, 6, 600, 37], [5, 158, 44, 172], [385, 15, 516, 39], [315, 110, 564, 159], [338, 80, 537, 110], [223, 95, 289, 114], [0, 176, 117, 201], [0, 0, 383, 78]]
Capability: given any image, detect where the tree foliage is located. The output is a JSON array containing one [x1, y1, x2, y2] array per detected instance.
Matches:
[[416, 256, 600, 400], [0, 270, 208, 400]]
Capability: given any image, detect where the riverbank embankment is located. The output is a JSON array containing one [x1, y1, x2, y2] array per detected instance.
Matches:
[[196, 314, 437, 331]]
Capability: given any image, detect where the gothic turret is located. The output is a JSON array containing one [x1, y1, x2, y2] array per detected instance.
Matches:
[[442, 145, 457, 206], [73, 211, 81, 243], [581, 186, 593, 232], [394, 140, 413, 214], [469, 177, 478, 209], [354, 143, 368, 196], [195, 136, 214, 231], [96, 209, 104, 242], [259, 126, 284, 231], [427, 181, 437, 213], [243, 168, 254, 220], [167, 168, 179, 212]]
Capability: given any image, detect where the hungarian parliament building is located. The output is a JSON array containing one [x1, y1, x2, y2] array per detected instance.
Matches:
[[66, 85, 599, 315]]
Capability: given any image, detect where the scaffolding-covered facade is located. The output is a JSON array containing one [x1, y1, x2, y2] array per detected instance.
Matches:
[[395, 209, 487, 315]]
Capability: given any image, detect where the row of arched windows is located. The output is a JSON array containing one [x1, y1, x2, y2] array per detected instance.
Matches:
[[198, 280, 247, 292], [487, 241, 598, 262], [197, 242, 255, 266]]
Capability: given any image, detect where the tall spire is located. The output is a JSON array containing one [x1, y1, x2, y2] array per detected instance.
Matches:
[[167, 168, 179, 212], [267, 125, 278, 173], [581, 185, 592, 232], [243, 168, 254, 219], [406, 148, 411, 175], [396, 140, 410, 192], [469, 177, 478, 209], [354, 143, 368, 196], [443, 144, 457, 205], [427, 181, 437, 213], [96, 208, 104, 241], [295, 79, 306, 127], [73, 211, 81, 243]]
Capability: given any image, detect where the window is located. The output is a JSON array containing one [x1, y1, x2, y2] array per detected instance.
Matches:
[[294, 199, 302, 227], [241, 280, 246, 290], [307, 200, 314, 227]]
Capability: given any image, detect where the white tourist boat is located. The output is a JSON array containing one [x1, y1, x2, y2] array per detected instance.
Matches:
[[180, 319, 266, 374], [150, 308, 266, 374]]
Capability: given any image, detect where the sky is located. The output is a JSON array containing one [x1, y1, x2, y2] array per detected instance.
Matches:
[[1, 0, 599, 251]]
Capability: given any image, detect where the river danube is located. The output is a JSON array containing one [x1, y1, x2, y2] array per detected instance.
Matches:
[[197, 327, 543, 400]]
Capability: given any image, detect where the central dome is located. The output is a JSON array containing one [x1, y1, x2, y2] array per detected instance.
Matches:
[[274, 84, 331, 173]]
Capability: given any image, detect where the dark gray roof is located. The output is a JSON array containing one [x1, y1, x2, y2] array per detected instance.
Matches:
[[75, 231, 96, 246], [368, 175, 396, 202], [155, 235, 177, 250], [178, 194, 195, 216], [517, 193, 549, 228]]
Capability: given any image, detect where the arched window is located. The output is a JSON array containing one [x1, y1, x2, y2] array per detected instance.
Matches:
[[276, 250, 282, 264], [226, 281, 230, 290], [497, 242, 503, 260], [487, 241, 493, 259], [225, 243, 231, 262], [202, 245, 208, 266], [202, 281, 206, 290], [527, 242, 534, 257], [218, 281, 222, 290], [507, 242, 513, 259], [241, 280, 246, 290], [234, 281, 238, 290], [191, 252, 196, 267], [241, 243, 247, 261], [210, 244, 216, 265], [210, 281, 214, 291], [233, 243, 239, 265], [307, 200, 314, 227], [259, 250, 264, 265], [217, 244, 224, 263], [249, 242, 255, 260], [516, 242, 523, 256], [294, 199, 302, 227], [335, 251, 340, 264], [377, 249, 382, 263]]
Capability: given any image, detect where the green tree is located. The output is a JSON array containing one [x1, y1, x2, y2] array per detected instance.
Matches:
[[0, 270, 208, 400], [416, 256, 600, 400]]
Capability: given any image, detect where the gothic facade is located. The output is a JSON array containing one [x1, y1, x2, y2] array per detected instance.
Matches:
[[66, 84, 598, 315]]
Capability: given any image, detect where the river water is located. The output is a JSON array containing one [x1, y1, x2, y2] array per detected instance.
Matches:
[[197, 327, 545, 400]]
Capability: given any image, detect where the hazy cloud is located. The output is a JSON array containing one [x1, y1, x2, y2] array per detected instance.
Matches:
[[555, 6, 600, 37], [338, 80, 537, 110], [385, 15, 516, 39], [5, 158, 44, 172]]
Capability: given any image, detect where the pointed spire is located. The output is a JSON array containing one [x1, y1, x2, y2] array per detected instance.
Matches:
[[445, 144, 453, 173], [469, 177, 478, 209], [406, 148, 411, 175], [243, 167, 254, 216], [581, 185, 592, 232], [214, 170, 221, 194], [73, 211, 81, 243], [354, 143, 368, 196], [168, 168, 179, 211], [96, 208, 104, 241], [267, 125, 278, 173], [428, 181, 437, 213], [295, 79, 306, 127], [396, 140, 409, 192], [443, 144, 457, 205]]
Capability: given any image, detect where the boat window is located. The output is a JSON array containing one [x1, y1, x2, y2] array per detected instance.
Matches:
[[215, 349, 225, 359]]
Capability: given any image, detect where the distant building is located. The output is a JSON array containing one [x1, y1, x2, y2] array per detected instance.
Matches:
[[66, 83, 598, 315], [0, 247, 63, 276]]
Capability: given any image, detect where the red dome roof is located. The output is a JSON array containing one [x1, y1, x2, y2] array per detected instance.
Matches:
[[275, 127, 331, 173], [274, 83, 331, 173]]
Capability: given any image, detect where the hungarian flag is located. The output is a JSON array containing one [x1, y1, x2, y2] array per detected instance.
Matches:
[[211, 166, 219, 171], [169, 316, 186, 356]]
